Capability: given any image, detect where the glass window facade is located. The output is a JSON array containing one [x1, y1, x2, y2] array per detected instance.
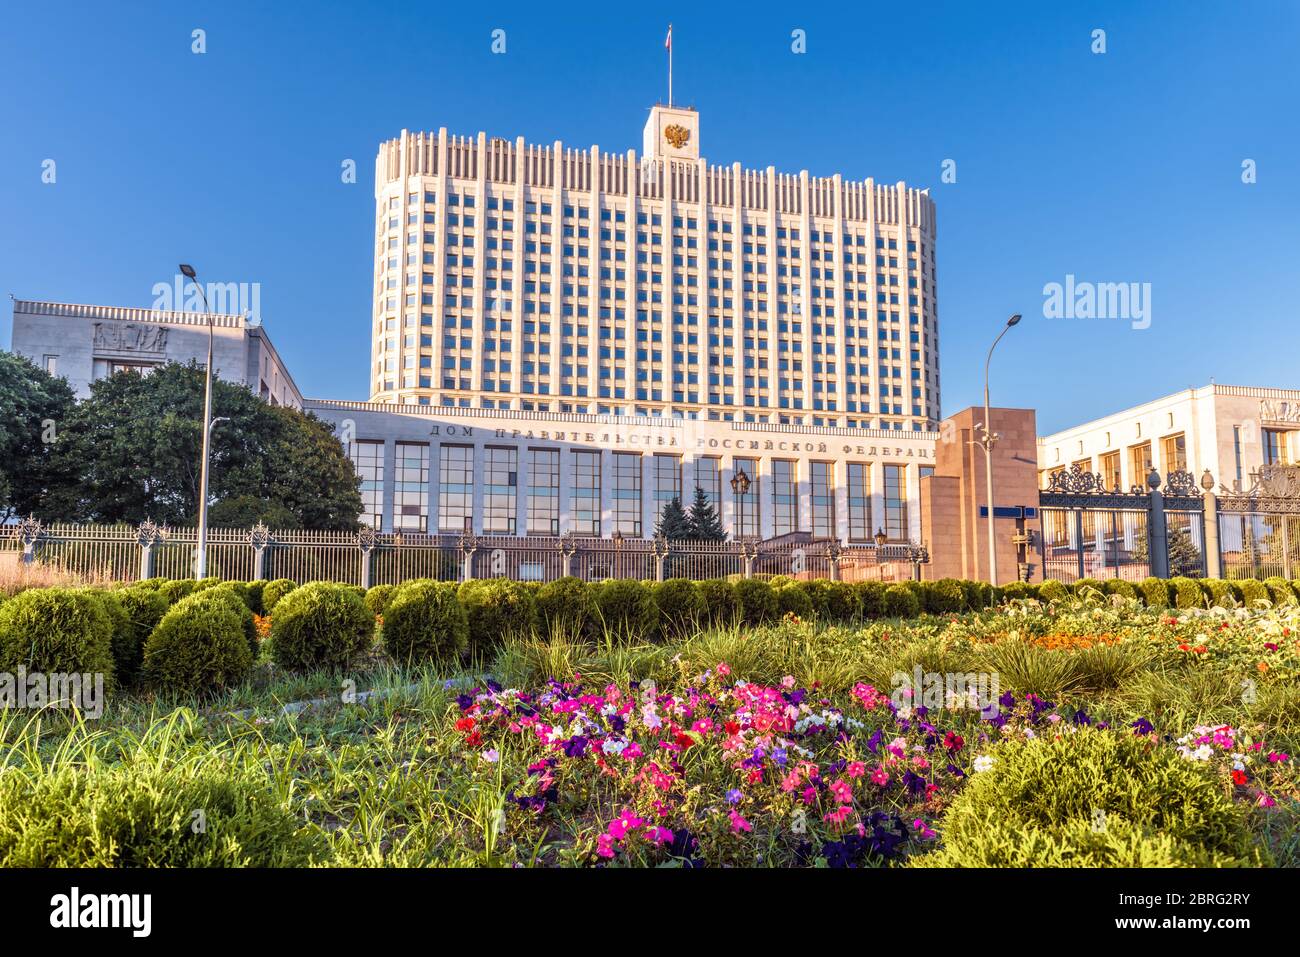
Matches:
[[483, 446, 517, 533], [571, 450, 601, 535], [350, 440, 384, 529], [437, 444, 473, 532], [810, 461, 834, 538], [1263, 429, 1290, 465], [883, 463, 907, 540], [772, 459, 798, 536], [694, 456, 720, 511], [734, 456, 759, 539], [613, 452, 642, 536], [1129, 442, 1152, 483], [1161, 433, 1187, 473], [652, 453, 681, 520], [1100, 451, 1121, 490], [528, 448, 560, 535], [847, 462, 871, 541], [394, 441, 430, 532]]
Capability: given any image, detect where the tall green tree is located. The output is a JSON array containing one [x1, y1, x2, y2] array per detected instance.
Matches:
[[686, 485, 726, 541], [45, 361, 362, 529], [0, 351, 76, 522], [654, 496, 692, 540]]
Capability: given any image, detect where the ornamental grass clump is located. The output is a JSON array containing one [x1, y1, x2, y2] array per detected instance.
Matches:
[[382, 580, 469, 666], [914, 729, 1265, 867], [270, 581, 375, 672]]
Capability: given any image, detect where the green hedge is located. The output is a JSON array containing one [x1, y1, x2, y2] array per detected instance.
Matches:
[[141, 591, 254, 697], [270, 581, 374, 672], [0, 588, 116, 688], [458, 579, 539, 654], [382, 580, 469, 666]]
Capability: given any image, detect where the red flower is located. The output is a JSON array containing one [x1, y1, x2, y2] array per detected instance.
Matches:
[[1232, 769, 1248, 786], [455, 717, 476, 732], [466, 730, 482, 747], [674, 732, 695, 750], [1178, 643, 1190, 652], [724, 721, 741, 736], [943, 731, 964, 752]]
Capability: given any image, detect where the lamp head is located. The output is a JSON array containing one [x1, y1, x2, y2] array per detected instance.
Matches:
[[874, 527, 888, 549], [1007, 313, 1022, 326], [179, 264, 197, 280]]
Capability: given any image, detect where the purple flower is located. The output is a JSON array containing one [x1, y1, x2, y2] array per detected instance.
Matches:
[[1131, 717, 1155, 735], [726, 788, 743, 804], [562, 736, 589, 758]]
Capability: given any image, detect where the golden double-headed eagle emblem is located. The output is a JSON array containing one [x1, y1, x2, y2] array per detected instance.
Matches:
[[663, 124, 690, 148]]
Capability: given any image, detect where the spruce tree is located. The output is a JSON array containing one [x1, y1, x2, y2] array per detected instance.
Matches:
[[686, 485, 726, 542], [654, 496, 692, 540]]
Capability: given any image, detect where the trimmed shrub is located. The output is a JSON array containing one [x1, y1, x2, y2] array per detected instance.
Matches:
[[214, 580, 257, 613], [142, 591, 254, 697], [1263, 576, 1297, 606], [158, 578, 199, 606], [914, 730, 1264, 867], [270, 582, 374, 672], [854, 581, 886, 619], [824, 582, 863, 622], [1038, 579, 1071, 604], [0, 588, 115, 688], [797, 579, 833, 619], [1103, 579, 1138, 601], [382, 580, 469, 665], [245, 580, 266, 615], [775, 583, 814, 620], [999, 581, 1038, 602], [960, 579, 991, 611], [882, 584, 920, 619], [536, 576, 597, 636], [733, 578, 779, 627], [1199, 578, 1236, 608], [1236, 578, 1270, 607], [364, 584, 396, 618], [1170, 576, 1205, 609], [925, 578, 965, 615], [261, 578, 298, 614], [1072, 577, 1105, 597], [653, 578, 706, 638], [458, 579, 539, 654], [112, 586, 170, 685], [593, 579, 657, 642], [694, 579, 740, 627], [185, 588, 259, 661], [0, 758, 322, 867], [1137, 577, 1171, 608]]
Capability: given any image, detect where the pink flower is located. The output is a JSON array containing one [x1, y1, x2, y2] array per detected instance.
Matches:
[[871, 767, 890, 786], [645, 826, 673, 844], [1258, 793, 1277, 808], [829, 778, 853, 804], [729, 809, 752, 833], [717, 662, 731, 677], [781, 675, 796, 688], [607, 810, 646, 840], [596, 834, 616, 858], [847, 761, 866, 779], [823, 805, 852, 825], [912, 818, 936, 839], [801, 786, 818, 806], [1268, 751, 1290, 763]]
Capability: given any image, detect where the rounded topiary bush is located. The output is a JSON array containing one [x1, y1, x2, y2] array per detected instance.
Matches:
[[111, 586, 170, 685], [1137, 577, 1171, 608], [363, 583, 396, 618], [914, 730, 1265, 867], [1072, 577, 1106, 598], [381, 580, 469, 665], [775, 583, 814, 620], [458, 579, 539, 654], [1263, 576, 1297, 606], [1038, 579, 1071, 604], [261, 578, 298, 614], [593, 579, 657, 642], [536, 576, 597, 636], [824, 582, 863, 622], [1170, 576, 1205, 609], [653, 578, 705, 638], [269, 581, 375, 672], [1236, 578, 1270, 607], [855, 581, 886, 618], [1199, 578, 1236, 608], [999, 581, 1037, 603], [0, 588, 115, 688], [925, 578, 966, 615], [0, 757, 322, 866], [733, 578, 778, 627], [184, 588, 259, 661], [142, 591, 254, 697], [158, 578, 199, 606], [212, 580, 257, 613], [1103, 579, 1138, 601], [960, 579, 990, 611], [695, 578, 740, 627], [797, 580, 833, 619], [882, 583, 920, 619], [244, 580, 266, 615]]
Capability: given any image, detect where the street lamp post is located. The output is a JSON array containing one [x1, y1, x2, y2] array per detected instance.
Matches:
[[978, 314, 1021, 586], [179, 263, 217, 580], [874, 526, 888, 581], [730, 467, 751, 542]]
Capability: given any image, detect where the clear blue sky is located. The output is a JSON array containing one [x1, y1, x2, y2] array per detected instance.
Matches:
[[2, 1, 1296, 433]]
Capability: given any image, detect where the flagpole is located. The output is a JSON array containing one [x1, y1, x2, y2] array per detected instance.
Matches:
[[668, 24, 673, 106]]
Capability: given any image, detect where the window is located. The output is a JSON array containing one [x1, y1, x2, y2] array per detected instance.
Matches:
[[847, 463, 872, 541], [810, 462, 834, 538], [1129, 442, 1152, 484], [1233, 426, 1244, 486], [1161, 433, 1187, 473], [652, 453, 681, 521], [483, 446, 517, 533], [883, 464, 907, 540], [772, 460, 798, 535], [349, 440, 384, 529], [528, 448, 560, 535], [613, 452, 642, 536], [1100, 451, 1121, 491], [734, 456, 759, 538], [43, 355, 57, 376], [1263, 429, 1291, 465], [694, 456, 720, 511], [571, 451, 601, 535], [437, 444, 473, 531], [394, 442, 430, 532]]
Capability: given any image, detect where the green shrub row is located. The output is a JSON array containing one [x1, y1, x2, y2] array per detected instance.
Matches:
[[1026, 574, 1300, 610]]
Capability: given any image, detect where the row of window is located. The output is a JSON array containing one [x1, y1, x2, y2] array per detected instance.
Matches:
[[351, 441, 919, 540]]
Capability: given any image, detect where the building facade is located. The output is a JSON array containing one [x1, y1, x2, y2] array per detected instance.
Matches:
[[9, 299, 302, 409], [1037, 384, 1300, 492], [368, 105, 941, 432]]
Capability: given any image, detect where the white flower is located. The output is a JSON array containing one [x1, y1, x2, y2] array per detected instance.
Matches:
[[973, 755, 996, 773]]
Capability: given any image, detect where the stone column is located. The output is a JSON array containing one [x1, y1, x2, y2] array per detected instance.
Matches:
[[249, 522, 271, 581], [1146, 469, 1170, 579], [1203, 488, 1223, 579], [136, 519, 163, 581], [358, 527, 377, 589]]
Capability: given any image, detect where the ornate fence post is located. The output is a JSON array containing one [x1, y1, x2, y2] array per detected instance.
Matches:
[[652, 535, 669, 582], [825, 540, 843, 582], [16, 515, 45, 566], [249, 522, 271, 581], [741, 540, 757, 579], [459, 531, 479, 583], [357, 527, 377, 589], [136, 518, 165, 580], [556, 532, 578, 578], [1200, 470, 1223, 579], [1146, 468, 1170, 579]]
